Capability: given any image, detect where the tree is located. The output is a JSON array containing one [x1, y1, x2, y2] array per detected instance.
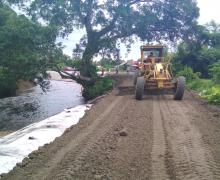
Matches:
[[209, 60, 220, 84], [9, 0, 199, 77], [174, 22, 220, 77], [0, 4, 57, 97]]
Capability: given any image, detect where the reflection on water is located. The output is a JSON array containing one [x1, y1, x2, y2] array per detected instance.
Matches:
[[0, 80, 84, 131]]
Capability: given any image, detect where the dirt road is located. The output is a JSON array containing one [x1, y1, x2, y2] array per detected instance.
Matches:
[[2, 74, 220, 180]]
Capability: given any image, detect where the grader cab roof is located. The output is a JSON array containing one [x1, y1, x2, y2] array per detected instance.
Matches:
[[140, 45, 165, 51]]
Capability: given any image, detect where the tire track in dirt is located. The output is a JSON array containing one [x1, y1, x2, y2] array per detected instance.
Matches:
[[160, 95, 216, 180], [46, 96, 129, 180], [151, 96, 170, 180], [65, 95, 153, 180], [106, 96, 153, 180], [181, 95, 220, 179]]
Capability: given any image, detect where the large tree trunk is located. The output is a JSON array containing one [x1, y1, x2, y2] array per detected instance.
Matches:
[[81, 51, 94, 77], [81, 37, 100, 77]]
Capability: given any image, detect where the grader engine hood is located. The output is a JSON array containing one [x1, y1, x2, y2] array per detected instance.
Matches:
[[155, 63, 165, 88], [155, 63, 164, 77]]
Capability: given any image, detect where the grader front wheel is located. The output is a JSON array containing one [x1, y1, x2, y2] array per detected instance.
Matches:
[[135, 77, 145, 100], [173, 76, 185, 100], [133, 69, 140, 85]]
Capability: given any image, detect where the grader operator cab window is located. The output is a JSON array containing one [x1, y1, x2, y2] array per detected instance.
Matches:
[[142, 47, 163, 64], [143, 49, 161, 58]]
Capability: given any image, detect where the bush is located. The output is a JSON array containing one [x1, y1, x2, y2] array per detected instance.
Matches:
[[186, 78, 220, 106], [176, 66, 200, 82], [209, 60, 220, 84], [200, 87, 220, 105], [187, 79, 213, 91], [0, 69, 17, 98], [82, 77, 113, 100]]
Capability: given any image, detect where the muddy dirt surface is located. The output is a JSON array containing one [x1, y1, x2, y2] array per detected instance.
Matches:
[[2, 74, 220, 180]]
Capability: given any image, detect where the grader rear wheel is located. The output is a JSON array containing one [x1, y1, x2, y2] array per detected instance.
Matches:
[[174, 76, 185, 100], [135, 77, 145, 100]]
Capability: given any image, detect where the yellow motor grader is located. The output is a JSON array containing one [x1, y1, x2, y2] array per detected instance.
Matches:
[[134, 45, 185, 100]]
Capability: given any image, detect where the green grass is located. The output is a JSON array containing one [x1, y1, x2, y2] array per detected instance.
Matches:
[[200, 86, 220, 105], [187, 79, 214, 91], [187, 79, 220, 105]]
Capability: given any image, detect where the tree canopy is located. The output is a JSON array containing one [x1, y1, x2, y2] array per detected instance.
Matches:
[[9, 0, 199, 76], [174, 22, 220, 78], [0, 4, 57, 97]]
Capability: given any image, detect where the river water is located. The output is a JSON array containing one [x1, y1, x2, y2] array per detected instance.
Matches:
[[0, 79, 91, 174], [0, 80, 84, 131]]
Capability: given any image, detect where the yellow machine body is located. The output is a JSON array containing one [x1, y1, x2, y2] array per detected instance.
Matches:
[[139, 45, 174, 89]]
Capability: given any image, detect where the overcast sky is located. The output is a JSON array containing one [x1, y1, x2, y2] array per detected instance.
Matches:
[[61, 0, 220, 60]]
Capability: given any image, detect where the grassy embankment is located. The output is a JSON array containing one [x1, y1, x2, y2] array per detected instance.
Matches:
[[187, 79, 220, 105], [177, 66, 220, 105]]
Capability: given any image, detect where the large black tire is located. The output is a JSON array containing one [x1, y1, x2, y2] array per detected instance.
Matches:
[[135, 77, 145, 100], [133, 69, 140, 85], [173, 76, 185, 100]]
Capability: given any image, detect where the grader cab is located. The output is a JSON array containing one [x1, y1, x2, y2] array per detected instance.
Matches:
[[134, 45, 185, 100]]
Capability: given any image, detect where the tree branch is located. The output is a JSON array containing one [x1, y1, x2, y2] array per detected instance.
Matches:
[[54, 65, 95, 86], [127, 0, 150, 7], [84, 0, 94, 34], [60, 70, 92, 82], [75, 0, 84, 22], [98, 15, 119, 37]]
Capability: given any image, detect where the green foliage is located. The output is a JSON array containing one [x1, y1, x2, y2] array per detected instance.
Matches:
[[187, 79, 213, 92], [66, 59, 81, 70], [9, 0, 199, 77], [174, 62, 220, 105], [0, 68, 17, 97], [175, 22, 220, 78], [97, 58, 118, 71], [174, 21, 220, 106], [185, 77, 220, 106], [0, 5, 58, 97], [175, 43, 220, 77], [171, 57, 183, 75], [209, 60, 220, 84], [200, 87, 220, 105], [176, 66, 200, 82], [55, 56, 82, 70], [82, 77, 113, 100]]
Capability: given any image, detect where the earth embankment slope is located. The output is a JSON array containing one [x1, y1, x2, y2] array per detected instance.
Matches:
[[2, 74, 220, 180]]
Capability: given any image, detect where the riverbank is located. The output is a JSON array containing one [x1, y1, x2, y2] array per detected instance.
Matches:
[[0, 104, 91, 174], [0, 132, 13, 138], [16, 80, 35, 95]]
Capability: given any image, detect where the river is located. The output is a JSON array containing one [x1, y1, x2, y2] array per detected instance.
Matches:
[[0, 80, 84, 132], [0, 79, 91, 174]]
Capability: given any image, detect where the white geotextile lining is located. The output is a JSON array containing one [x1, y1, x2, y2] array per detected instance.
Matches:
[[0, 104, 92, 175]]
